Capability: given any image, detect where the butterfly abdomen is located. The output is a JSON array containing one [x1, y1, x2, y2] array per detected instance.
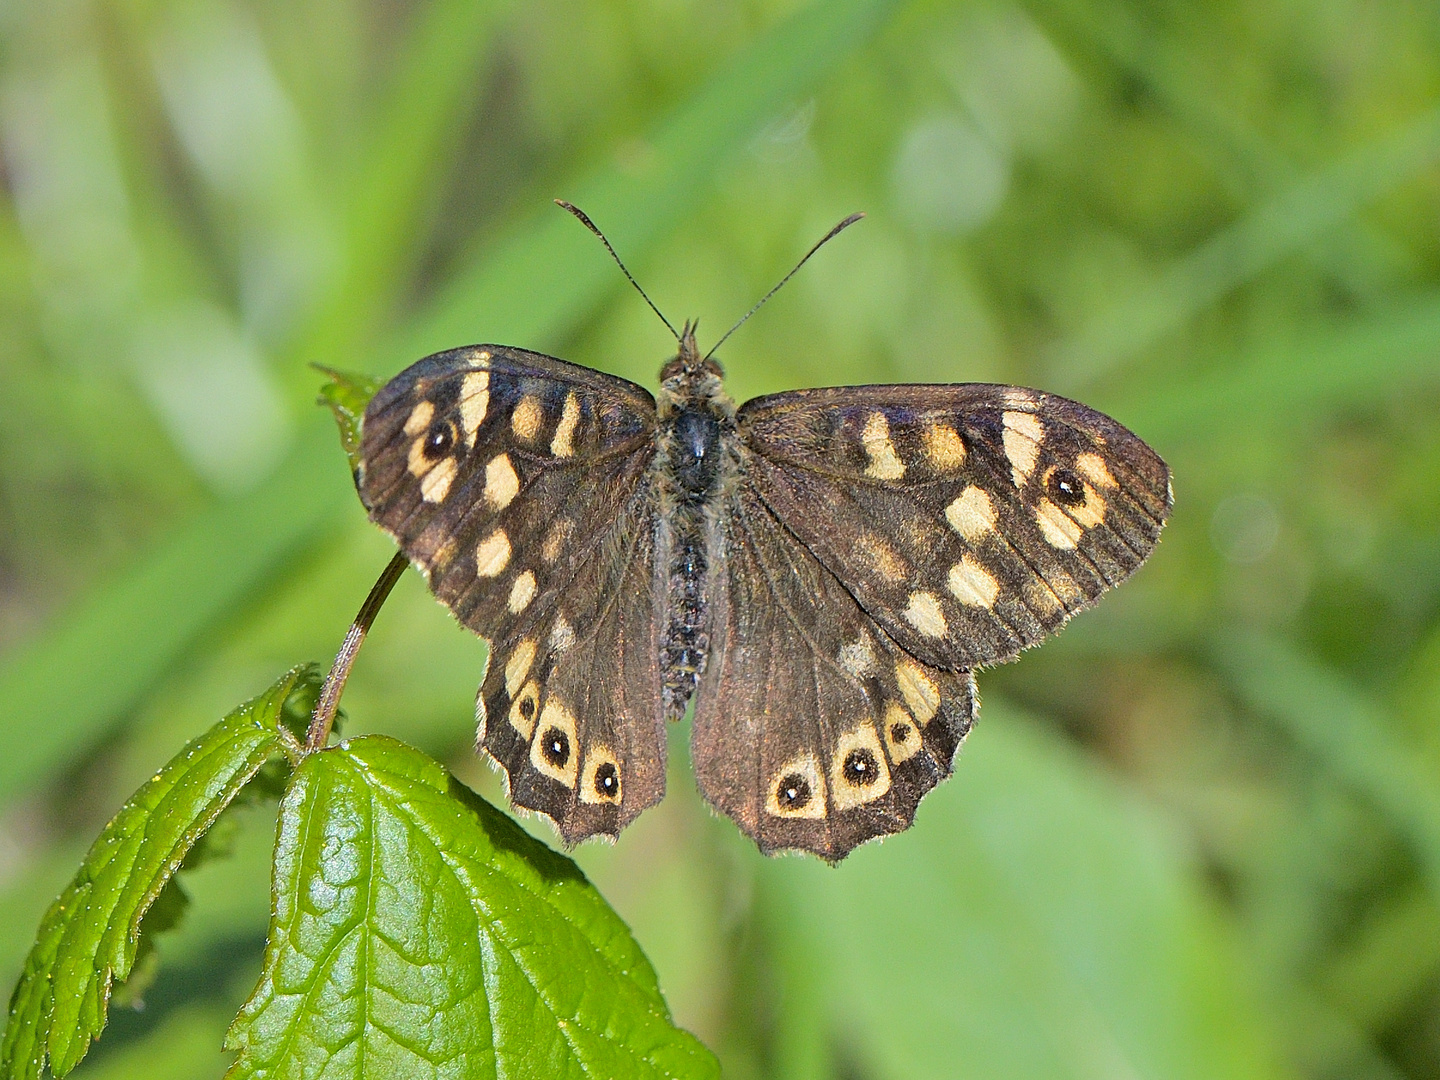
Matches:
[[655, 400, 733, 721]]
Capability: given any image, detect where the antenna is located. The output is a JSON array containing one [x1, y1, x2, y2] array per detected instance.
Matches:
[[704, 212, 864, 362], [555, 200, 679, 343]]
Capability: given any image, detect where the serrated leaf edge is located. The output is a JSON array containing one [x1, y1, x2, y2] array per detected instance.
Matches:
[[0, 665, 317, 1080], [225, 737, 715, 1080]]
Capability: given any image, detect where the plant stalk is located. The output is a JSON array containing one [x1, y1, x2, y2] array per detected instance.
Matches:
[[307, 551, 409, 752]]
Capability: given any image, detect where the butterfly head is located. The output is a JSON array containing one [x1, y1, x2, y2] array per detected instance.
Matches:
[[658, 320, 728, 410]]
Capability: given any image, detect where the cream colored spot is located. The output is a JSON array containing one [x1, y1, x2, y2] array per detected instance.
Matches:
[[403, 399, 434, 436], [475, 530, 511, 577], [764, 753, 827, 819], [945, 485, 997, 541], [475, 350, 492, 364], [542, 519, 573, 564], [531, 700, 579, 788], [837, 636, 878, 678], [948, 555, 1001, 609], [475, 688, 487, 745], [903, 591, 948, 638], [1058, 480, 1107, 529], [508, 681, 540, 739], [485, 453, 520, 510], [883, 702, 922, 764], [921, 423, 967, 470], [1001, 387, 1037, 410], [507, 570, 537, 613], [579, 745, 622, 805], [460, 371, 490, 446], [512, 395, 543, 441], [550, 614, 575, 653], [856, 531, 907, 584], [862, 411, 905, 480], [1036, 500, 1083, 549], [504, 639, 537, 697], [1072, 491, 1106, 529], [550, 392, 580, 457], [1075, 452, 1117, 489], [420, 456, 457, 502], [830, 726, 892, 810], [1002, 411, 1043, 487], [896, 660, 940, 725]]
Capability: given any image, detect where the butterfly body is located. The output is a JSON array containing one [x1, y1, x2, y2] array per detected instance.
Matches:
[[356, 332, 1170, 860], [653, 324, 734, 722]]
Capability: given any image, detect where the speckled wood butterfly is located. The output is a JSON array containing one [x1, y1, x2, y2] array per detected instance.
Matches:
[[354, 210, 1171, 861]]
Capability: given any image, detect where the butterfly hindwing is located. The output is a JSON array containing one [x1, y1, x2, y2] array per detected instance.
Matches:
[[475, 485, 666, 842], [359, 344, 666, 840], [691, 482, 976, 861], [736, 384, 1172, 671]]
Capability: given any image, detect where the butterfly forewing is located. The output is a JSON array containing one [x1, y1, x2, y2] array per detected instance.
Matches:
[[359, 344, 667, 839], [736, 384, 1171, 671], [692, 483, 976, 861]]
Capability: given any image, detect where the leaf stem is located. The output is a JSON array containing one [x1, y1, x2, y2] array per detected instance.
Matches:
[[307, 552, 409, 752]]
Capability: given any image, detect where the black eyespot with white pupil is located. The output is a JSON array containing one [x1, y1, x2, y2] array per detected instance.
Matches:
[[1049, 468, 1086, 507], [422, 420, 455, 460], [842, 748, 880, 787], [541, 727, 570, 767], [594, 762, 619, 798], [778, 772, 811, 810]]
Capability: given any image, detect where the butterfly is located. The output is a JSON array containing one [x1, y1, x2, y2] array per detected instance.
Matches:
[[353, 212, 1171, 861]]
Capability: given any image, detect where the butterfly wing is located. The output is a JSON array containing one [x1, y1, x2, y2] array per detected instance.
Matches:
[[688, 383, 1168, 859], [691, 481, 976, 861], [735, 384, 1171, 670], [358, 344, 666, 842]]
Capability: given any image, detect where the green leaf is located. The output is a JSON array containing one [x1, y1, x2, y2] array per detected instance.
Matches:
[[762, 699, 1281, 1080], [314, 366, 384, 474], [0, 666, 317, 1080], [226, 735, 717, 1080]]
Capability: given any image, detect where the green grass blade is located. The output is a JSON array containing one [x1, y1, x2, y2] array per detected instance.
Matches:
[[1212, 631, 1440, 896], [0, 0, 901, 806], [1318, 887, 1440, 1036], [1110, 294, 1440, 444], [1028, 0, 1411, 297], [397, 0, 903, 359], [286, 0, 514, 380], [1047, 106, 1440, 386], [0, 432, 341, 799]]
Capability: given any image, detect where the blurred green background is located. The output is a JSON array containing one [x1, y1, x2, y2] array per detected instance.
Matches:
[[2, 0, 1439, 1077]]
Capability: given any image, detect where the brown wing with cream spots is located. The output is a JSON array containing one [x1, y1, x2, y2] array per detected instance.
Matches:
[[736, 384, 1171, 671], [691, 482, 975, 861], [475, 481, 666, 844], [358, 344, 667, 841]]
